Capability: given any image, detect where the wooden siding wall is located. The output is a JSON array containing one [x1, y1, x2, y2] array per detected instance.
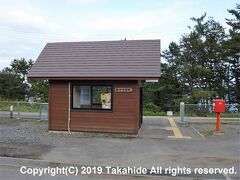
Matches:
[[49, 80, 140, 133], [49, 81, 69, 130]]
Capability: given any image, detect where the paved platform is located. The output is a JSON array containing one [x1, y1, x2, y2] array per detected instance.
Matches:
[[139, 117, 197, 140], [0, 117, 239, 179], [0, 157, 230, 180]]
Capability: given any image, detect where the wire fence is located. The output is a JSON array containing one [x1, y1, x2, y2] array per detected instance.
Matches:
[[0, 101, 239, 120], [0, 101, 48, 120], [184, 103, 240, 118]]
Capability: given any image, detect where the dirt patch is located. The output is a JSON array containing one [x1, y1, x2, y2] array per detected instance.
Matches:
[[200, 130, 215, 136], [0, 118, 30, 126], [191, 123, 240, 137], [0, 118, 47, 126], [0, 143, 52, 159]]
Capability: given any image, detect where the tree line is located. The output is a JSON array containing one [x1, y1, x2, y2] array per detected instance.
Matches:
[[0, 5, 239, 111], [144, 4, 240, 112], [0, 58, 48, 102]]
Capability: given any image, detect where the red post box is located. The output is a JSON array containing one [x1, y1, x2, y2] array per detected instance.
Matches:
[[212, 99, 226, 133], [212, 99, 226, 113]]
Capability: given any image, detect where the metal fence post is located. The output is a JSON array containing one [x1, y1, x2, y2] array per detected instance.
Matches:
[[17, 101, 20, 119], [180, 102, 184, 122], [10, 105, 13, 118], [39, 103, 42, 120], [179, 102, 188, 125]]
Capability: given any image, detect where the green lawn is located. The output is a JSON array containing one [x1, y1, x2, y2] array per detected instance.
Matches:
[[0, 118, 46, 125], [143, 110, 240, 118], [0, 101, 40, 112], [1, 101, 239, 118]]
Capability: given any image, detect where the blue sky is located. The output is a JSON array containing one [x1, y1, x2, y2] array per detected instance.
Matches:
[[0, 0, 237, 70]]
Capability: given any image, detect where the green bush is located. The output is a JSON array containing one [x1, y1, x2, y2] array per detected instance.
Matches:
[[144, 102, 161, 112], [143, 111, 166, 116]]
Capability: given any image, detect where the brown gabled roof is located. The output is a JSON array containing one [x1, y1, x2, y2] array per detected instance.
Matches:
[[27, 39, 161, 80]]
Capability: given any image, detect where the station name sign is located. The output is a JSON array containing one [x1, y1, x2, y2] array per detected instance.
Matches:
[[115, 88, 133, 93]]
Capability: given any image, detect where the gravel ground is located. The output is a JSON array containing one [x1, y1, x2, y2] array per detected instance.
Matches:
[[0, 118, 136, 159], [0, 118, 64, 145], [1, 117, 240, 180], [0, 118, 65, 159], [1, 117, 239, 160]]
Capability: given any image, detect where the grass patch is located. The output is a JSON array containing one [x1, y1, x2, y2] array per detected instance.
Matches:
[[32, 120, 48, 124], [0, 101, 43, 113], [144, 110, 240, 118], [0, 118, 46, 125], [200, 130, 214, 136], [143, 111, 167, 116], [185, 113, 240, 118], [218, 113, 240, 118], [0, 118, 30, 125]]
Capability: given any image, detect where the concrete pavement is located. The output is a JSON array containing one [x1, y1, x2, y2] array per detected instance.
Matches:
[[0, 117, 239, 179]]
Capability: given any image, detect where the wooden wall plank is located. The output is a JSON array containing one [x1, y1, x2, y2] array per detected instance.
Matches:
[[49, 80, 140, 134]]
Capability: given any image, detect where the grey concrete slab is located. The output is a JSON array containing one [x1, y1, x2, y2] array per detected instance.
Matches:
[[138, 117, 173, 138], [1, 165, 180, 180], [3, 166, 199, 180], [0, 156, 237, 180], [177, 125, 204, 140]]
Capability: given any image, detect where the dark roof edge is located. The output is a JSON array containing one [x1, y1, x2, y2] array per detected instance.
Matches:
[[46, 39, 160, 45], [27, 76, 161, 80]]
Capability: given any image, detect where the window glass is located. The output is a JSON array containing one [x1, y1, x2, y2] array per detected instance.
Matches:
[[80, 86, 91, 106], [73, 86, 80, 108], [92, 86, 111, 109], [73, 86, 91, 108], [72, 85, 112, 110]]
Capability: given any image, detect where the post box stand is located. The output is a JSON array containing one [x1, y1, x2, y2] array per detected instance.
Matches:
[[212, 99, 225, 135], [215, 112, 223, 134]]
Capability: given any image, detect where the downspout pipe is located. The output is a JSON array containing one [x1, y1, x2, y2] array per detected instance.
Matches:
[[68, 82, 71, 134]]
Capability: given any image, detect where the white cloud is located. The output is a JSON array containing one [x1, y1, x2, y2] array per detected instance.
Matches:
[[91, 0, 194, 32], [93, 14, 153, 30], [0, 49, 8, 55], [65, 0, 106, 5], [0, 57, 14, 69], [0, 0, 233, 70], [0, 10, 60, 33], [0, 0, 62, 70]]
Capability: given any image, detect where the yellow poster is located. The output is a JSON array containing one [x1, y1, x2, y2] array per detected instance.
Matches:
[[101, 93, 111, 109]]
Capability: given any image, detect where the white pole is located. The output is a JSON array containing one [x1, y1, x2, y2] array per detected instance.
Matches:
[[10, 105, 13, 118], [17, 102, 20, 119], [68, 82, 71, 134], [180, 102, 185, 123]]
